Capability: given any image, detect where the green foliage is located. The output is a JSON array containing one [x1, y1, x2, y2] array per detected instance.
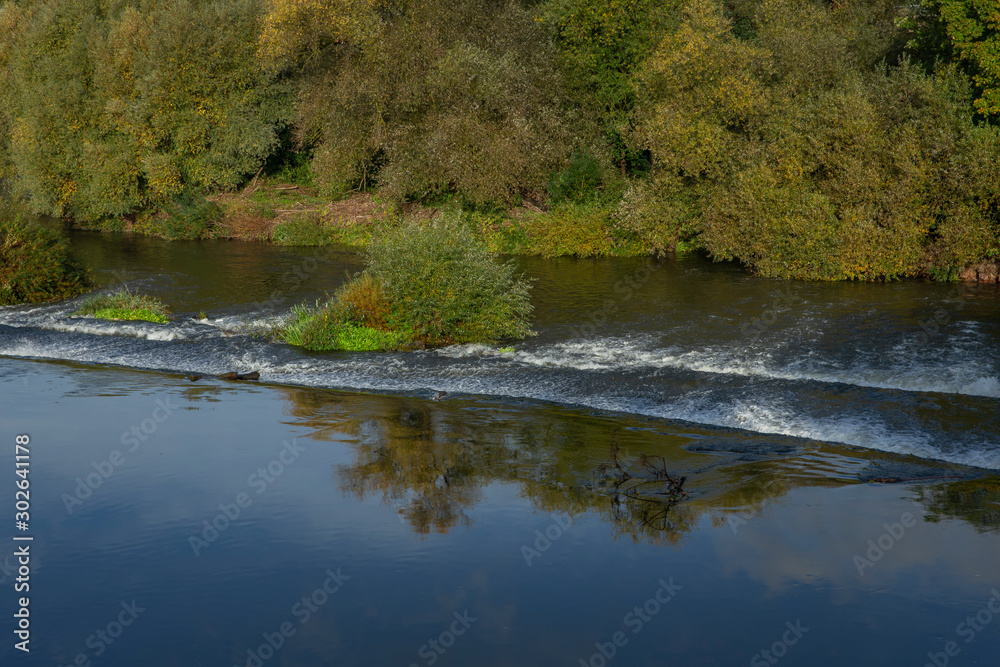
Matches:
[[90, 307, 169, 323], [903, 0, 1000, 120], [526, 202, 641, 257], [280, 282, 402, 351], [0, 201, 90, 305], [157, 194, 222, 240], [285, 0, 574, 206], [540, 0, 682, 174], [367, 215, 535, 344], [548, 149, 604, 205], [279, 221, 534, 350], [628, 0, 1000, 279], [298, 315, 404, 351], [261, 126, 316, 186], [2, 0, 997, 279], [258, 0, 384, 68], [0, 0, 289, 222], [273, 212, 338, 246], [73, 289, 169, 323]]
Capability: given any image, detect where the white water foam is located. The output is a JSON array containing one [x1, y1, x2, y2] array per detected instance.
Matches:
[[674, 398, 1000, 470], [507, 338, 1000, 398], [43, 319, 190, 341], [2, 328, 997, 469]]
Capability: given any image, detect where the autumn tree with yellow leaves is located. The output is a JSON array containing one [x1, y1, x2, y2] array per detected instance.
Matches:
[[0, 0, 288, 222], [624, 0, 1000, 280], [260, 0, 578, 205]]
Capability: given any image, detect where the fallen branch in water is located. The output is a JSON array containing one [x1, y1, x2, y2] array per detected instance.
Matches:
[[187, 371, 260, 382], [594, 430, 687, 504]]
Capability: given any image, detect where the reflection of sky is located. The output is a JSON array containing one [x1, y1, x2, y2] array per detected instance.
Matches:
[[0, 359, 998, 667], [713, 485, 1000, 600]]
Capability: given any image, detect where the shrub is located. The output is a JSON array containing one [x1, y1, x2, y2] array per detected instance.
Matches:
[[548, 149, 604, 205], [334, 272, 392, 328], [0, 202, 90, 305], [72, 289, 169, 323], [273, 212, 337, 245], [367, 215, 534, 344], [280, 214, 534, 351], [156, 195, 222, 240], [524, 202, 641, 258], [214, 198, 276, 241]]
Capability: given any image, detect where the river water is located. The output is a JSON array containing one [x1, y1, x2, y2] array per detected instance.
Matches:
[[0, 231, 998, 666]]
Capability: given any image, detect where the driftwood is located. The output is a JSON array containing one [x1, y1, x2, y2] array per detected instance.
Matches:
[[595, 430, 688, 503], [187, 371, 260, 382], [240, 167, 265, 198]]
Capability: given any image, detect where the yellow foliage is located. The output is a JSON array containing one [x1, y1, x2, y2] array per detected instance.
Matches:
[[258, 0, 384, 65]]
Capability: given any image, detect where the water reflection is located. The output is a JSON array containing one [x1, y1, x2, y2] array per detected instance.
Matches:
[[917, 478, 1000, 532], [273, 384, 998, 548], [4, 361, 1000, 666]]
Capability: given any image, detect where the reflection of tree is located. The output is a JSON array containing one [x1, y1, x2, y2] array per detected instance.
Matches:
[[337, 407, 496, 534], [705, 465, 796, 531], [275, 384, 982, 546], [916, 478, 1000, 533], [590, 432, 694, 546]]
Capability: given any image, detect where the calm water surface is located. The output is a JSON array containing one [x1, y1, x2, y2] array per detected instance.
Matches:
[[0, 231, 998, 666]]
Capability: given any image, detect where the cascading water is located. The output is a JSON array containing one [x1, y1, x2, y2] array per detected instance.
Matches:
[[2, 230, 998, 469]]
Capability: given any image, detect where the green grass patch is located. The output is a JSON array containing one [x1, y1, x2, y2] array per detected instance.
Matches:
[[73, 290, 169, 324], [273, 212, 339, 246], [91, 307, 169, 323], [279, 301, 404, 351]]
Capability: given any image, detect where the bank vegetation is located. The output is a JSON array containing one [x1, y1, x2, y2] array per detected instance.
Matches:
[[0, 0, 998, 281]]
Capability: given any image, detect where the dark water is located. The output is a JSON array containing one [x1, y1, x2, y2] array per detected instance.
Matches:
[[1, 231, 999, 666]]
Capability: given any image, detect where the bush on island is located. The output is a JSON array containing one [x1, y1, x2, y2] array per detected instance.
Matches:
[[280, 215, 534, 351]]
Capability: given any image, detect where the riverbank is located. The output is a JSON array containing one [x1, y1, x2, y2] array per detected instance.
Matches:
[[68, 177, 645, 259], [60, 178, 1000, 283]]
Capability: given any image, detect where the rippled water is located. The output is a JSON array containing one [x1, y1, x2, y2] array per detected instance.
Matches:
[[1, 231, 999, 667], [3, 231, 998, 468]]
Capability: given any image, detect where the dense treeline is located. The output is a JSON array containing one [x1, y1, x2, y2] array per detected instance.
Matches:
[[0, 0, 286, 221], [1, 0, 998, 280]]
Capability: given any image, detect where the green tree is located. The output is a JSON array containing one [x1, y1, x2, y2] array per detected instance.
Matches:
[[539, 0, 683, 175], [267, 0, 575, 206], [628, 0, 1000, 279], [903, 0, 1000, 120], [0, 0, 288, 222]]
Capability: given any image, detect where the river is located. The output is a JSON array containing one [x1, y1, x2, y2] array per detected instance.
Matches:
[[0, 230, 998, 666]]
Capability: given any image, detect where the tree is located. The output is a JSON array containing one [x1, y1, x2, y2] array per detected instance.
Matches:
[[627, 0, 1000, 279], [539, 0, 683, 175], [0, 0, 288, 222], [903, 0, 1000, 120], [265, 0, 576, 205]]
